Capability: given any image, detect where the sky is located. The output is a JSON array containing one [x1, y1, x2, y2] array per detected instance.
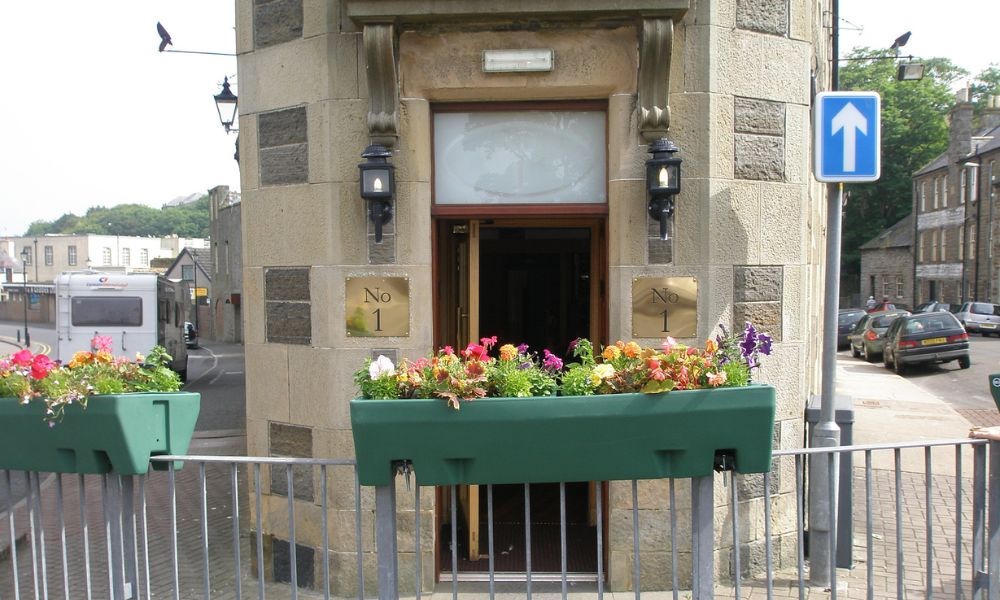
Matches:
[[0, 2, 239, 237], [1, 2, 997, 238]]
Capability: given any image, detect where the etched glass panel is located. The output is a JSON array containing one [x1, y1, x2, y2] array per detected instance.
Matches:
[[434, 111, 606, 204]]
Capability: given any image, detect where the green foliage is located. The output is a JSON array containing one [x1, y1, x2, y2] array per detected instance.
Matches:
[[838, 49, 958, 289], [22, 195, 210, 238]]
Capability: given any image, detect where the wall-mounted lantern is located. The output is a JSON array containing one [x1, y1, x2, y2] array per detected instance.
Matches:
[[213, 76, 239, 134], [646, 138, 682, 241], [359, 144, 396, 243]]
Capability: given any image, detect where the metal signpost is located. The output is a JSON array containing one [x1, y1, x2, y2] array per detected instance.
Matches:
[[811, 90, 881, 587]]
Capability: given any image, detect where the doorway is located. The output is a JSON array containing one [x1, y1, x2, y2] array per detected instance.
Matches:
[[433, 218, 607, 579]]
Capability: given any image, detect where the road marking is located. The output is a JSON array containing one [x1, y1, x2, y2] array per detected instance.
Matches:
[[187, 346, 220, 387]]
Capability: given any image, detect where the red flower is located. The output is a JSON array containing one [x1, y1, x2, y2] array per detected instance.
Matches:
[[11, 349, 32, 367], [30, 354, 55, 380], [462, 343, 489, 362], [466, 361, 485, 377]]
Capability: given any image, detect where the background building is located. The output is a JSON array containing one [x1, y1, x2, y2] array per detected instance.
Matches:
[[859, 214, 914, 308], [0, 235, 208, 284], [912, 91, 1000, 304], [209, 185, 243, 343]]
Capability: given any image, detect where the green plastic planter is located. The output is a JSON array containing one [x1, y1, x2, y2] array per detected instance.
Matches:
[[0, 392, 201, 475], [350, 385, 776, 486]]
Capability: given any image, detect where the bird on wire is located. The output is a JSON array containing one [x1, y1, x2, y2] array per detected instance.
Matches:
[[157, 22, 173, 52]]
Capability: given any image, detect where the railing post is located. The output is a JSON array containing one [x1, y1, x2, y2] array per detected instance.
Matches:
[[375, 469, 399, 600], [691, 474, 714, 600], [973, 443, 987, 600], [988, 441, 999, 600]]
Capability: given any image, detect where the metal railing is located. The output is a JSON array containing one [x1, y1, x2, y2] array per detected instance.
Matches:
[[1, 439, 997, 600]]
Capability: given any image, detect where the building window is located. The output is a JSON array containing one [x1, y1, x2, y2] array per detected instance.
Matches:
[[940, 229, 946, 261], [121, 248, 131, 266], [140, 248, 149, 266], [882, 275, 892, 299], [68, 245, 77, 266], [920, 181, 927, 211], [971, 226, 977, 256], [959, 227, 964, 260], [919, 232, 926, 261], [933, 177, 940, 209], [44, 245, 53, 266], [942, 175, 948, 206], [22, 247, 32, 266], [895, 275, 904, 298], [102, 247, 112, 266], [182, 264, 195, 281], [931, 230, 938, 261], [961, 168, 968, 204]]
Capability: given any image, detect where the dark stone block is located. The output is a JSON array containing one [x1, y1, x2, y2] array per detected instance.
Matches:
[[647, 238, 673, 264], [733, 301, 782, 342], [265, 268, 310, 302], [269, 422, 313, 457], [371, 349, 398, 363], [254, 0, 303, 49], [266, 302, 312, 345], [734, 97, 785, 136], [269, 462, 315, 502], [735, 134, 784, 182], [260, 143, 308, 186], [734, 266, 783, 302], [368, 234, 396, 264], [259, 107, 308, 148], [736, 0, 788, 36], [272, 538, 315, 588]]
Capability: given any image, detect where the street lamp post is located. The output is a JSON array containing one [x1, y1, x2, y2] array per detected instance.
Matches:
[[20, 248, 30, 349]]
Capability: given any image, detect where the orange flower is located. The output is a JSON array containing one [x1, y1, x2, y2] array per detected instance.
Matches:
[[69, 351, 94, 368], [499, 344, 518, 361], [705, 338, 718, 354], [602, 345, 621, 360], [623, 342, 641, 358]]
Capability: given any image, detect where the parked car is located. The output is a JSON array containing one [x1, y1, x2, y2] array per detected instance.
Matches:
[[184, 321, 198, 348], [914, 301, 952, 314], [838, 308, 867, 349], [866, 300, 897, 313], [952, 302, 1000, 335], [882, 312, 970, 374], [848, 309, 909, 362]]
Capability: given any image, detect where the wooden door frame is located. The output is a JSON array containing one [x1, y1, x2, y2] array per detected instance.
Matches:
[[432, 215, 609, 577]]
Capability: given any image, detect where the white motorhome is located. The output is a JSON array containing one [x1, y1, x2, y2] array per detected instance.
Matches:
[[54, 271, 189, 380]]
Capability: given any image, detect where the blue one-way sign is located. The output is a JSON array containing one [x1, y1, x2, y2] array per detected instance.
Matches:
[[814, 91, 881, 182]]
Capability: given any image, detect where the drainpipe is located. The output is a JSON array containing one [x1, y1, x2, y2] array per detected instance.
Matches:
[[966, 161, 981, 300], [991, 179, 1000, 301]]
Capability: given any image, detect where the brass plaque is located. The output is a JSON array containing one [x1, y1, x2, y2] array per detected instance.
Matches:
[[345, 277, 409, 337], [631, 277, 697, 338]]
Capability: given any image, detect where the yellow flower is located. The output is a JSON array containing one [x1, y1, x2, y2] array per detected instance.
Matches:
[[499, 344, 518, 361], [602, 345, 621, 361], [705, 338, 718, 354], [69, 351, 93, 368], [589, 372, 602, 387]]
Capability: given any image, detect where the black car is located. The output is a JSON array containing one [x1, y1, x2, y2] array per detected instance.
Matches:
[[837, 308, 867, 349], [184, 321, 199, 349], [882, 312, 970, 374], [914, 301, 952, 314]]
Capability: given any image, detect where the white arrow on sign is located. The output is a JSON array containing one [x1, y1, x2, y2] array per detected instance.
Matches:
[[831, 102, 868, 172]]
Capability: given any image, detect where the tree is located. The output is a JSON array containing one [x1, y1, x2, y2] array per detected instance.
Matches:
[[19, 195, 210, 238], [838, 49, 961, 293]]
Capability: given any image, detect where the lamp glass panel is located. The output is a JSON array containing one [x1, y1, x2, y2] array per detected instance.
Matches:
[[434, 110, 606, 204], [216, 99, 238, 126], [897, 63, 925, 81], [363, 168, 391, 194]]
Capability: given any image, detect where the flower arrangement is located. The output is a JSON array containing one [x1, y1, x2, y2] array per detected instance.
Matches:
[[356, 322, 771, 408], [354, 336, 560, 409], [0, 336, 182, 425]]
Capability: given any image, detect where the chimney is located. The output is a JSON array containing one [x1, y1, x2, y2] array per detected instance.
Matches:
[[981, 95, 1000, 129], [947, 88, 974, 206]]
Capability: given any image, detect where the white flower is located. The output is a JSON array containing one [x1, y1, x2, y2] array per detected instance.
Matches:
[[369, 355, 396, 380], [594, 363, 615, 380]]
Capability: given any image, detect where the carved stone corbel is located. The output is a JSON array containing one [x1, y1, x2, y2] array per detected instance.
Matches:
[[363, 23, 399, 147], [638, 18, 674, 142]]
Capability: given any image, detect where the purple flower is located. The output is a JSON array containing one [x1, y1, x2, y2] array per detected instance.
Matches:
[[739, 322, 758, 358], [756, 333, 773, 355], [542, 349, 563, 371], [567, 338, 580, 353], [517, 361, 532, 370], [516, 343, 529, 354]]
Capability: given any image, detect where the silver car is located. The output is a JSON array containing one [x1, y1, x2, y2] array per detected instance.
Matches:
[[952, 302, 1000, 336]]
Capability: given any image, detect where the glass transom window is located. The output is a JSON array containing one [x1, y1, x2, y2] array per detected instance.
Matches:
[[434, 110, 606, 205]]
